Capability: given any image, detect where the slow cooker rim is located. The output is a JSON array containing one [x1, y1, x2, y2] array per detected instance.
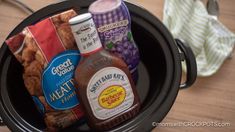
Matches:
[[0, 56, 42, 132], [0, 0, 181, 131], [143, 5, 182, 130], [117, 3, 181, 131], [0, 56, 41, 132]]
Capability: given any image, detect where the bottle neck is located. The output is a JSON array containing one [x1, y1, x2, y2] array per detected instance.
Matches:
[[71, 17, 103, 56]]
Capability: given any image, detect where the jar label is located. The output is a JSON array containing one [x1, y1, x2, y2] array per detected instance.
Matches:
[[42, 50, 81, 110], [70, 18, 102, 55], [87, 67, 134, 120], [91, 1, 140, 73]]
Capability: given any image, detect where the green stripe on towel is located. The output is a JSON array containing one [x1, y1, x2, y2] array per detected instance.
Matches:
[[163, 0, 235, 77]]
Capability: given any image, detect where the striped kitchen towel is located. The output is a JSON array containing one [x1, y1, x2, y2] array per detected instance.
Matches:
[[163, 0, 235, 76]]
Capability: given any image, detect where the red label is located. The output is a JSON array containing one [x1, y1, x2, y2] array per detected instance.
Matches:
[[81, 47, 103, 56], [72, 105, 84, 119], [28, 18, 66, 62], [5, 33, 25, 53]]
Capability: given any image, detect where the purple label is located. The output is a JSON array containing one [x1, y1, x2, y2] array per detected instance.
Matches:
[[90, 1, 140, 74], [103, 26, 128, 39]]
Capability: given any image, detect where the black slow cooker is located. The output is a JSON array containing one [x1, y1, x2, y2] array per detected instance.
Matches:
[[0, 0, 197, 131]]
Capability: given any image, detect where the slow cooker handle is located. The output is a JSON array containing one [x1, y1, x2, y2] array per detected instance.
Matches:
[[175, 39, 197, 89], [0, 117, 4, 126]]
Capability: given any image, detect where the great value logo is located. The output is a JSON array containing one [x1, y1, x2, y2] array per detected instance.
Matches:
[[42, 50, 81, 110], [51, 59, 74, 77]]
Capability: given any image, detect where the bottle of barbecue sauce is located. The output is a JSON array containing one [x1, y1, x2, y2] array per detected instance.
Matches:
[[69, 13, 140, 131]]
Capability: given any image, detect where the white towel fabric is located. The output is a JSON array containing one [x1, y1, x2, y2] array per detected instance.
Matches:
[[163, 0, 235, 76]]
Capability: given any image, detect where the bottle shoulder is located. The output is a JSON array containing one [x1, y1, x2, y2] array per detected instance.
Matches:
[[80, 50, 127, 69], [75, 50, 130, 85]]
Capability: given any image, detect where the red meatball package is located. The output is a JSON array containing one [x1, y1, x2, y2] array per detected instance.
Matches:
[[5, 9, 84, 131]]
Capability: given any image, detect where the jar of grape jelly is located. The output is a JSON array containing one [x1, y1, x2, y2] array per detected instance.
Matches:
[[69, 13, 140, 131], [89, 0, 140, 83]]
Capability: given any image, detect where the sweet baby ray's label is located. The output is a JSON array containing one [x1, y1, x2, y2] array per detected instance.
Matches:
[[42, 50, 81, 110], [87, 67, 134, 120]]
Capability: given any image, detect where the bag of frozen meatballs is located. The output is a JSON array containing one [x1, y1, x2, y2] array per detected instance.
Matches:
[[5, 9, 84, 131]]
